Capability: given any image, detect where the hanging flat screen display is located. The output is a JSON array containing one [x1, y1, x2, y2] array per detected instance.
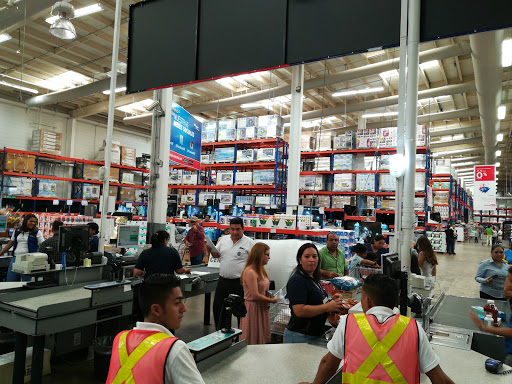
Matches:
[[196, 0, 288, 80], [127, 0, 199, 94]]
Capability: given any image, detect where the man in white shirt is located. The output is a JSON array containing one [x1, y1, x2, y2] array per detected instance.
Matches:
[[209, 217, 255, 328], [301, 274, 454, 384], [106, 274, 204, 384]]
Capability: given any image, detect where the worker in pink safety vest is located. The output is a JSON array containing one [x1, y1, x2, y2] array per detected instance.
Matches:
[[106, 274, 205, 384], [300, 274, 454, 384]]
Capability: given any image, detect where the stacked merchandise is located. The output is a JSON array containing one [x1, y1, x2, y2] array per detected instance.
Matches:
[[356, 174, 376, 192], [356, 128, 379, 149], [432, 181, 450, 189], [201, 153, 214, 164], [198, 192, 216, 206], [302, 157, 330, 171], [237, 149, 256, 163], [379, 172, 426, 192], [121, 146, 137, 167], [333, 174, 355, 192], [169, 170, 182, 185], [235, 171, 253, 185], [300, 175, 324, 191], [332, 196, 356, 209], [237, 117, 257, 140], [235, 195, 255, 206], [433, 158, 451, 174], [253, 169, 282, 185], [32, 129, 62, 155], [83, 184, 101, 200], [38, 214, 94, 239], [3, 176, 32, 196], [121, 172, 134, 184], [356, 126, 427, 149], [216, 171, 234, 186], [427, 231, 447, 253], [333, 154, 354, 171], [0, 153, 35, 174], [314, 131, 332, 151], [214, 147, 235, 163], [217, 120, 237, 141], [37, 181, 58, 198], [182, 171, 198, 185], [301, 135, 315, 152], [256, 147, 282, 162], [96, 140, 121, 164], [257, 115, 284, 139], [380, 154, 426, 170], [202, 121, 218, 143], [79, 164, 120, 183], [333, 132, 356, 150]]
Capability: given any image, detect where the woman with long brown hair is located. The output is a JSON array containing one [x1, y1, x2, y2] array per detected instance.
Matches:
[[239, 242, 278, 344], [416, 235, 438, 284]]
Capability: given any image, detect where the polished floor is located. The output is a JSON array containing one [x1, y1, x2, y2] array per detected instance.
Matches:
[[35, 240, 503, 383]]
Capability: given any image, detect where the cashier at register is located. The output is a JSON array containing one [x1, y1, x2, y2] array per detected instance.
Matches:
[[302, 274, 454, 384], [87, 222, 100, 252], [38, 220, 64, 266], [106, 274, 205, 384]]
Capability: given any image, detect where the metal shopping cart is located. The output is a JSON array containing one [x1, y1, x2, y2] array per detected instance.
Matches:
[[350, 264, 382, 280], [269, 287, 291, 336]]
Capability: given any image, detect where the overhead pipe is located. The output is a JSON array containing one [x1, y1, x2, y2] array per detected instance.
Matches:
[[430, 136, 483, 148], [469, 30, 504, 164], [429, 125, 481, 137], [432, 147, 485, 157]]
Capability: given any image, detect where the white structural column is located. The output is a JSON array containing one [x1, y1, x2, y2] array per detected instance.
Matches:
[[393, 0, 409, 253], [146, 88, 173, 239], [287, 65, 304, 207], [400, 0, 421, 269], [99, 0, 122, 252]]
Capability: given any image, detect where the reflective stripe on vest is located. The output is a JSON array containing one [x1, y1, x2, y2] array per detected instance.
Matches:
[[112, 331, 171, 384], [342, 313, 414, 384]]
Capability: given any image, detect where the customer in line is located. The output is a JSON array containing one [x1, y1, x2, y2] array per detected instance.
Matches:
[[318, 232, 349, 279], [364, 234, 387, 265], [106, 274, 205, 384], [284, 243, 344, 344], [470, 266, 512, 367], [505, 241, 512, 264], [475, 244, 509, 300], [239, 242, 278, 345], [300, 274, 454, 384], [184, 216, 205, 265], [350, 243, 378, 268], [87, 222, 100, 252], [444, 225, 457, 255], [38, 220, 64, 267], [486, 225, 493, 246], [492, 227, 498, 246], [209, 217, 254, 328], [417, 235, 438, 286], [0, 214, 44, 282], [134, 230, 191, 278]]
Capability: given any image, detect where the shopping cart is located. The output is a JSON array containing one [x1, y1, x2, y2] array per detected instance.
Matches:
[[350, 264, 382, 280], [269, 287, 291, 336], [481, 232, 488, 246]]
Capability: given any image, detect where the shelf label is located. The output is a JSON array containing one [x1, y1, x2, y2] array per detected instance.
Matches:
[[219, 203, 225, 210], [66, 200, 73, 206], [270, 228, 276, 233], [271, 205, 277, 209], [81, 200, 88, 206], [126, 202, 133, 208], [319, 207, 325, 214], [53, 200, 59, 205], [245, 205, 251, 211]]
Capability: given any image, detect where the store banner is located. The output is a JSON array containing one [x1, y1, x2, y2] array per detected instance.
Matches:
[[473, 165, 496, 210], [170, 102, 202, 170]]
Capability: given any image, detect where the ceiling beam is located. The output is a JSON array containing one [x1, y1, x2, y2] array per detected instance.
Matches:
[[70, 91, 152, 119]]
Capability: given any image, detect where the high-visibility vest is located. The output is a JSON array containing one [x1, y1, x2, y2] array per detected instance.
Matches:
[[342, 313, 419, 384], [106, 329, 178, 384]]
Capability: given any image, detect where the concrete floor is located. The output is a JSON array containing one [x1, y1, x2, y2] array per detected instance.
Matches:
[[39, 240, 498, 383]]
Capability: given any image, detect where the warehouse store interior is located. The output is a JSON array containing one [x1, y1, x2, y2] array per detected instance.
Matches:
[[0, 1, 511, 383]]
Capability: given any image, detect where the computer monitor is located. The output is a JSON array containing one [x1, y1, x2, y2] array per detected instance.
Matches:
[[112, 212, 133, 221], [187, 205, 206, 219], [427, 211, 442, 224], [382, 252, 401, 278], [117, 225, 140, 248], [302, 207, 324, 227], [254, 207, 277, 215], [229, 206, 246, 217], [59, 225, 90, 267]]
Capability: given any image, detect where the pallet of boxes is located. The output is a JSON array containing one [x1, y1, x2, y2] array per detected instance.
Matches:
[[0, 151, 36, 199]]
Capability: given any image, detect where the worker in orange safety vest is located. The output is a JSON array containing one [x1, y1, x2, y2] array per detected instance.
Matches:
[[300, 274, 455, 384], [106, 274, 205, 384]]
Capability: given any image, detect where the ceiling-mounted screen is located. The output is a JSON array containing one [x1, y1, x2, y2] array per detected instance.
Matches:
[[286, 0, 401, 64], [196, 0, 288, 80], [127, 0, 199, 94]]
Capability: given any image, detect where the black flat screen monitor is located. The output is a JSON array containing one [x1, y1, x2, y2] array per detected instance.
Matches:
[[344, 205, 357, 216], [112, 212, 133, 221], [382, 252, 401, 279], [59, 225, 90, 267], [428, 212, 442, 224], [229, 206, 246, 217], [187, 205, 206, 219], [254, 207, 277, 216]]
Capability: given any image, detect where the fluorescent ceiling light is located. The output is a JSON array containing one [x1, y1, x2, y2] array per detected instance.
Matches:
[[117, 99, 154, 114], [496, 171, 499, 175], [497, 133, 504, 141], [379, 69, 399, 80], [502, 38, 512, 67], [0, 80, 38, 94], [362, 111, 398, 118], [302, 121, 315, 128], [452, 161, 476, 167], [419, 60, 438, 70], [38, 70, 93, 91], [498, 105, 506, 120], [123, 113, 152, 121], [496, 150, 502, 156], [240, 102, 264, 108], [46, 3, 104, 24], [103, 87, 127, 95], [453, 134, 464, 140], [215, 78, 233, 88], [192, 114, 207, 123], [0, 33, 11, 43], [332, 87, 384, 97], [496, 162, 500, 167]]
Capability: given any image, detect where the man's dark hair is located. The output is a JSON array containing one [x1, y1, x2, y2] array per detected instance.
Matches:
[[353, 243, 368, 256], [372, 234, 385, 243], [52, 220, 64, 232], [139, 274, 181, 317], [366, 251, 378, 262], [230, 217, 244, 228], [87, 222, 99, 234], [362, 273, 398, 309]]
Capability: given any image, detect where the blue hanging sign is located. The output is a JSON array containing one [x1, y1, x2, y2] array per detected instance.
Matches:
[[170, 102, 202, 170]]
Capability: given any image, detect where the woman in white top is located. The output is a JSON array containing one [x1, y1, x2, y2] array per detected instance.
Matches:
[[417, 235, 438, 286], [0, 214, 44, 281]]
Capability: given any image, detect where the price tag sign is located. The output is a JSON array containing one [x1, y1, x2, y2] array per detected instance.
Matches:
[[245, 205, 251, 211], [81, 200, 88, 206], [219, 203, 225, 210], [66, 200, 73, 206], [270, 228, 276, 233], [126, 202, 133, 208], [265, 206, 271, 209], [271, 205, 277, 209], [53, 200, 59, 206], [319, 207, 325, 214]]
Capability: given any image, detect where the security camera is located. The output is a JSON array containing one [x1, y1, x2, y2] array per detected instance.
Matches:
[[145, 100, 160, 112]]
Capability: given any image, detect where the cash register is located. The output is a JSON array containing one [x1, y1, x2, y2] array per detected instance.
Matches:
[[11, 252, 50, 274]]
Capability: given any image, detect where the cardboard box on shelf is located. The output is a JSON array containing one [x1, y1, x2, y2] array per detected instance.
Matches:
[[37, 181, 58, 197], [32, 129, 62, 155], [121, 146, 136, 167], [300, 175, 324, 191], [0, 153, 36, 174], [79, 164, 120, 182], [237, 149, 256, 163], [119, 187, 135, 201], [216, 171, 234, 185], [202, 121, 218, 143], [301, 135, 315, 152], [201, 153, 213, 164], [96, 141, 121, 164], [333, 174, 355, 192], [333, 154, 354, 171], [356, 173, 376, 192], [83, 184, 100, 200], [235, 171, 253, 185], [256, 148, 282, 162], [217, 120, 236, 141], [214, 147, 235, 163], [3, 176, 32, 196], [121, 172, 134, 184], [169, 169, 183, 185], [314, 132, 332, 150], [236, 126, 257, 141]]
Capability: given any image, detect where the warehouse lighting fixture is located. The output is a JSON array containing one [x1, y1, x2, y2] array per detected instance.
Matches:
[[102, 87, 126, 95], [419, 60, 438, 70], [496, 171, 500, 175], [0, 80, 38, 94], [0, 33, 11, 43], [332, 87, 384, 97], [117, 98, 154, 114], [497, 133, 504, 141], [46, 2, 104, 24], [496, 162, 501, 167], [496, 150, 502, 157], [38, 70, 93, 91], [362, 111, 398, 118], [48, 1, 77, 40], [240, 102, 265, 108], [498, 105, 506, 120], [452, 161, 476, 167], [502, 38, 512, 67], [379, 69, 399, 80], [123, 113, 152, 122]]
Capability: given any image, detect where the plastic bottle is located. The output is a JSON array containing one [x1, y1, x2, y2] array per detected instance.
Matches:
[[484, 314, 494, 327], [483, 300, 499, 327]]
